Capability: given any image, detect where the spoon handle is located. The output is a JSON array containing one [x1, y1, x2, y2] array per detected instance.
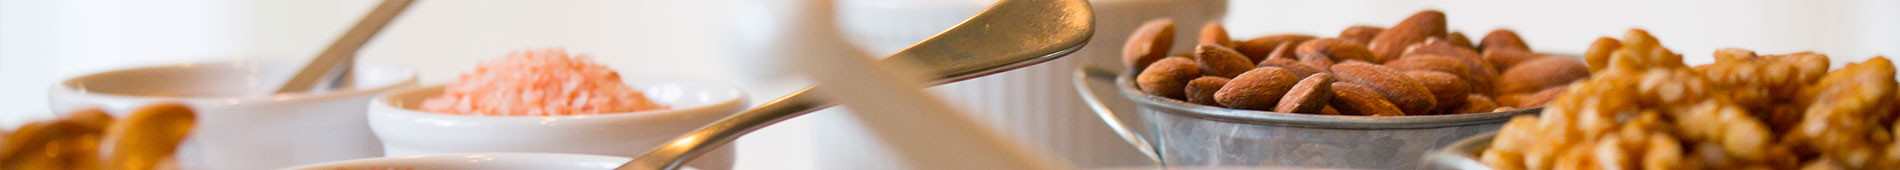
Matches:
[[621, 87, 831, 170], [277, 0, 415, 93]]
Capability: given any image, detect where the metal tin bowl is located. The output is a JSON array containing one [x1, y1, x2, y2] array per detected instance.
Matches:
[[1074, 67, 1537, 169]]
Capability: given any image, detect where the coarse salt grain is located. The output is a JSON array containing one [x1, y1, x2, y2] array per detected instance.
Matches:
[[419, 48, 666, 116]]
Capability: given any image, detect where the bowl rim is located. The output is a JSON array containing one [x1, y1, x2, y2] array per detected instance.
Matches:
[[278, 152, 639, 170], [1114, 73, 1539, 129], [369, 77, 749, 120], [1423, 132, 1495, 169], [51, 58, 419, 103]]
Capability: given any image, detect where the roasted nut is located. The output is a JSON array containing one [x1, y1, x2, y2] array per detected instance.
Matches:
[[102, 103, 196, 170], [1263, 42, 1297, 61], [1339, 25, 1385, 43], [1483, 49, 1545, 72], [1499, 57, 1590, 95], [1712, 48, 1757, 63], [1515, 85, 1568, 108], [1582, 37, 1622, 73], [1329, 82, 1405, 116], [1276, 73, 1336, 113], [62, 108, 116, 131], [1257, 58, 1326, 78], [1138, 57, 1201, 99], [1237, 34, 1317, 62], [1612, 29, 1684, 69], [1367, 10, 1448, 62], [1332, 61, 1437, 115], [1124, 19, 1176, 71], [1184, 76, 1230, 106], [1447, 31, 1475, 49], [1195, 45, 1257, 78], [1453, 94, 1499, 114], [1479, 29, 1530, 53], [1490, 106, 1516, 112], [1298, 38, 1379, 64], [1198, 21, 1234, 47], [1216, 67, 1301, 110], [1788, 57, 1897, 167], [1385, 54, 1482, 89], [1407, 70, 1470, 114], [1, 121, 102, 170], [1320, 106, 1342, 115]]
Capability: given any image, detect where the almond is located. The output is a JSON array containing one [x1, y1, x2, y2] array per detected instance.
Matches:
[[1405, 70, 1469, 114], [1320, 105, 1342, 115], [1452, 94, 1499, 114], [1499, 57, 1589, 95], [1482, 49, 1545, 71], [1407, 38, 1483, 62], [1447, 31, 1475, 49], [1184, 76, 1230, 106], [1338, 25, 1385, 43], [1297, 38, 1378, 64], [1478, 29, 1530, 53], [1495, 93, 1526, 108], [1329, 82, 1405, 116], [1401, 41, 1499, 94], [1138, 57, 1200, 99], [1195, 45, 1256, 78], [1332, 61, 1437, 115], [1515, 85, 1568, 108], [1198, 21, 1234, 47], [1124, 19, 1176, 71], [1367, 10, 1447, 63], [1491, 106, 1518, 112], [1275, 73, 1335, 113], [1582, 37, 1622, 73], [1264, 43, 1296, 61], [1215, 67, 1301, 110], [1385, 54, 1493, 95], [1237, 34, 1317, 62], [1257, 58, 1326, 78]]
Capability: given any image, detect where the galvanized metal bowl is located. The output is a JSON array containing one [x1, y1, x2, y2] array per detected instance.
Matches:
[[1074, 67, 1538, 169]]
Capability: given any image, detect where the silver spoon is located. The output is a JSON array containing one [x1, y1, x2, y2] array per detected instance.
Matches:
[[276, 0, 415, 94], [618, 0, 1093, 169]]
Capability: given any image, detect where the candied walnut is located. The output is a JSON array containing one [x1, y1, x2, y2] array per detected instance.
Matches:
[[1786, 57, 1898, 169], [1476, 29, 1892, 170]]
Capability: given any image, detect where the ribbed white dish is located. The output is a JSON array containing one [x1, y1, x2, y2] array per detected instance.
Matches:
[[826, 0, 1228, 168]]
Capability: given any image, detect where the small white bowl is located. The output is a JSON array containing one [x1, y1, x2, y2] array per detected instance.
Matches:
[[281, 153, 699, 170], [48, 58, 418, 169], [368, 77, 746, 170]]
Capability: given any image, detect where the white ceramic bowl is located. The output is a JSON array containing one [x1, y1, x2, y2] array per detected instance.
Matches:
[[281, 153, 699, 170], [368, 78, 746, 170], [48, 58, 418, 169]]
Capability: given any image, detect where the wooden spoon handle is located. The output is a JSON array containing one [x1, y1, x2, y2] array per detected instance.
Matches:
[[277, 0, 416, 93]]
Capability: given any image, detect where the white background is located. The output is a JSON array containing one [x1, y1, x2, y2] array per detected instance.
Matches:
[[3, 0, 1897, 169]]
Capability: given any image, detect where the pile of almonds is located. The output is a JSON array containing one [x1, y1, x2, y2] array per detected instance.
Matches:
[[1127, 10, 1589, 116]]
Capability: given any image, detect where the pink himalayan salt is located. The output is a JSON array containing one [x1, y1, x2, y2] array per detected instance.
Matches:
[[419, 49, 667, 116]]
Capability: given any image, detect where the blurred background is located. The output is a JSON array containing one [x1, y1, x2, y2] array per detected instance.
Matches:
[[2, 0, 1896, 169]]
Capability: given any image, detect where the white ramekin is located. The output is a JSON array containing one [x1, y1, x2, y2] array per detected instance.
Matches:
[[367, 77, 746, 170], [49, 58, 419, 169]]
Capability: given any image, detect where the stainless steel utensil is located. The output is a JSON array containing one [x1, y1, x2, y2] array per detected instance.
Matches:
[[619, 0, 1093, 169], [276, 0, 414, 94], [1073, 66, 1538, 169]]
